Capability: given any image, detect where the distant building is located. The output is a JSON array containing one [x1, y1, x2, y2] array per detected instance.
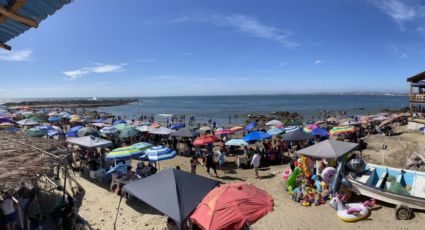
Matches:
[[407, 71, 425, 129]]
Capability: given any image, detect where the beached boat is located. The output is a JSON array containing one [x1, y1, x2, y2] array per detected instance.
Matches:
[[347, 163, 425, 220]]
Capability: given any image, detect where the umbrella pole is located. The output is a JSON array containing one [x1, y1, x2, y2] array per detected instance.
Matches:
[[113, 194, 124, 230]]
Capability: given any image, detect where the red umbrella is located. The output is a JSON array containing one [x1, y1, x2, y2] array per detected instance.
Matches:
[[191, 183, 274, 230], [193, 135, 219, 146], [215, 129, 234, 136]]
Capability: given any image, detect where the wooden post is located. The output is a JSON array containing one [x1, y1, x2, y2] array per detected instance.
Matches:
[[0, 43, 11, 50], [0, 5, 38, 27], [63, 164, 67, 202], [410, 83, 414, 118]]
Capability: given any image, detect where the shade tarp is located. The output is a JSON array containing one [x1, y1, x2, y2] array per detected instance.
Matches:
[[66, 135, 112, 148], [123, 168, 219, 225], [281, 129, 313, 142], [171, 127, 198, 137], [296, 139, 358, 159]]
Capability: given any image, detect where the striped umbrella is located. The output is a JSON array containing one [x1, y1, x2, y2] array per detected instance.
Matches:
[[284, 126, 299, 133], [131, 142, 153, 150], [100, 126, 120, 135], [141, 146, 177, 162], [303, 124, 319, 133], [330, 126, 357, 136], [105, 146, 146, 160]]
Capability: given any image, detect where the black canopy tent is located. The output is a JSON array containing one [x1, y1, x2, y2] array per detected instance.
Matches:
[[114, 168, 219, 229]]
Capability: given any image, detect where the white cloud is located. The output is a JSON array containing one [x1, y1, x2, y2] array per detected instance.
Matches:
[[388, 44, 408, 59], [279, 61, 288, 67], [63, 64, 125, 79], [172, 13, 298, 48], [372, 0, 425, 28], [313, 60, 324, 65], [0, 49, 32, 62], [137, 59, 156, 63]]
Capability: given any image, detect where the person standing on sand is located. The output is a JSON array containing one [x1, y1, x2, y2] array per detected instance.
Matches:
[[190, 157, 203, 174], [205, 152, 218, 177], [251, 151, 261, 179]]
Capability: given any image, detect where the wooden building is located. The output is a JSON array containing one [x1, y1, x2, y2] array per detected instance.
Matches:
[[407, 71, 425, 128]]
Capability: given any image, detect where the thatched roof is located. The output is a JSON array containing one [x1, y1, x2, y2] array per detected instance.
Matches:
[[406, 71, 425, 83], [0, 132, 67, 192]]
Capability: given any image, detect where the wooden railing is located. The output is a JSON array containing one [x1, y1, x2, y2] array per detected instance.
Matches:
[[410, 94, 425, 102]]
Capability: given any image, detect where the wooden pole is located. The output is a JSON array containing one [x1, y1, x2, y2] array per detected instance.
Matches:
[[0, 0, 27, 24], [0, 42, 11, 50], [0, 5, 38, 27], [62, 164, 67, 202], [113, 194, 124, 230]]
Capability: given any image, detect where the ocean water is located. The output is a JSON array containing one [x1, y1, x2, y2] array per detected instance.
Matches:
[[1, 95, 408, 125]]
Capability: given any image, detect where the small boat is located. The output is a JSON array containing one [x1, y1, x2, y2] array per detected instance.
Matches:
[[347, 163, 425, 220]]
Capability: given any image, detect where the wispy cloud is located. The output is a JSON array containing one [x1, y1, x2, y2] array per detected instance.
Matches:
[[0, 49, 32, 62], [63, 64, 125, 79], [313, 59, 324, 65], [137, 58, 156, 63], [372, 0, 425, 28], [172, 13, 298, 48], [388, 44, 408, 59], [279, 61, 288, 67]]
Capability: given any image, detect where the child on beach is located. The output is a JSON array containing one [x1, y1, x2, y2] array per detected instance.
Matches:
[[190, 157, 203, 174], [251, 152, 261, 179]]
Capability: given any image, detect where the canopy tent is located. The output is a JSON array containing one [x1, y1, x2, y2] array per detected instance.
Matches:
[[171, 127, 198, 137], [243, 131, 272, 142], [265, 119, 283, 126], [66, 135, 112, 149], [149, 127, 174, 135], [281, 129, 313, 142], [191, 183, 274, 230], [121, 169, 219, 227], [225, 139, 249, 146], [296, 139, 358, 159]]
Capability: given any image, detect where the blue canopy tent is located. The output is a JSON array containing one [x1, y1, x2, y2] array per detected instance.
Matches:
[[243, 131, 272, 142]]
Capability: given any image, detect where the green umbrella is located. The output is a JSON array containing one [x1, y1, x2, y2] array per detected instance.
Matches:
[[114, 123, 134, 131], [25, 127, 48, 137], [29, 116, 46, 123], [77, 127, 100, 137], [119, 127, 141, 139]]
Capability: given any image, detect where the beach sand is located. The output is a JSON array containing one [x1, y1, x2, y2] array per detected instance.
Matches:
[[76, 131, 425, 230]]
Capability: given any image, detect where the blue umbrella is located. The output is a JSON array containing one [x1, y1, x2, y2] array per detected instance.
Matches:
[[310, 128, 329, 137], [244, 122, 257, 131], [170, 123, 185, 130], [141, 146, 177, 162], [243, 131, 272, 142], [38, 125, 62, 136], [0, 117, 13, 123], [113, 120, 127, 125], [267, 127, 284, 135], [67, 125, 84, 137], [94, 118, 106, 123], [106, 163, 128, 175], [48, 117, 61, 122]]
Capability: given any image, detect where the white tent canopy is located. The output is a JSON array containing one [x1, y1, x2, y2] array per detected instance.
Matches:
[[66, 135, 113, 148]]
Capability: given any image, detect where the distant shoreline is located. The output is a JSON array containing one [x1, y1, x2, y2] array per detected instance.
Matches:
[[4, 98, 138, 109]]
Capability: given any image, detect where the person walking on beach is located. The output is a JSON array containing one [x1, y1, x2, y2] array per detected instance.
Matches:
[[205, 152, 218, 177], [190, 157, 203, 174], [251, 151, 261, 179]]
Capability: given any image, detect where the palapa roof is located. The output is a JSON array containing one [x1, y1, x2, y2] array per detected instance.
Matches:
[[0, 132, 66, 192], [0, 0, 72, 50], [406, 70, 425, 83]]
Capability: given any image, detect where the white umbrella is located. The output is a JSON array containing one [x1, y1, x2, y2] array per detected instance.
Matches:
[[265, 119, 283, 126], [149, 127, 174, 135], [199, 126, 212, 131], [137, 125, 154, 132], [17, 119, 39, 126], [100, 126, 120, 135]]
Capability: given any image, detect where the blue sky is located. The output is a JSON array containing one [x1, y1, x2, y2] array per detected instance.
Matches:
[[1, 0, 425, 98]]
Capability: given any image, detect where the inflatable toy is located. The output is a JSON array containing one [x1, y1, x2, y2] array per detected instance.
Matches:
[[321, 167, 336, 185], [287, 167, 301, 189], [329, 196, 370, 222]]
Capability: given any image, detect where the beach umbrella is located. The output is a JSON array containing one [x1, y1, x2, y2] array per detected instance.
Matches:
[[326, 117, 338, 123], [122, 169, 219, 227], [171, 127, 198, 137], [199, 126, 212, 132], [48, 116, 61, 123], [329, 126, 357, 136], [37, 125, 61, 136], [106, 146, 146, 161], [113, 120, 127, 125], [296, 139, 358, 159], [372, 115, 388, 122], [0, 117, 13, 123], [151, 121, 161, 128], [131, 142, 153, 150], [0, 122, 15, 128], [285, 120, 303, 126], [119, 127, 141, 139], [94, 118, 106, 123], [230, 126, 243, 132], [284, 126, 299, 133], [70, 115, 81, 123], [17, 119, 39, 126], [136, 125, 154, 132], [170, 123, 185, 130], [114, 123, 133, 131], [281, 129, 313, 142], [149, 127, 174, 135], [267, 127, 284, 136], [244, 122, 256, 131], [303, 124, 319, 133], [92, 122, 107, 128], [339, 119, 361, 126], [265, 119, 283, 126], [48, 111, 59, 116], [141, 146, 177, 162], [29, 116, 45, 123], [66, 125, 84, 137], [215, 129, 234, 136], [225, 139, 249, 146], [77, 127, 100, 137], [25, 127, 48, 137], [100, 126, 120, 135], [243, 131, 272, 142], [191, 183, 274, 230], [194, 135, 219, 146], [22, 111, 34, 118], [309, 128, 329, 137]]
